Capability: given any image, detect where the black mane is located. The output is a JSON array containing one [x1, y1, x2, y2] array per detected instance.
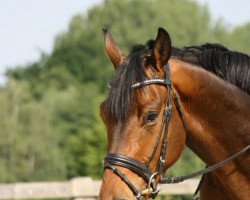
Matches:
[[104, 45, 149, 122], [172, 44, 250, 94], [105, 42, 250, 122]]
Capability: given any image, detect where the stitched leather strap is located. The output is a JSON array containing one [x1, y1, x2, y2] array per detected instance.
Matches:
[[160, 144, 250, 184], [104, 153, 153, 182], [104, 162, 141, 198]]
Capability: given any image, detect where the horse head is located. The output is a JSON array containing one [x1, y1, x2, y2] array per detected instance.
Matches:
[[99, 28, 186, 199]]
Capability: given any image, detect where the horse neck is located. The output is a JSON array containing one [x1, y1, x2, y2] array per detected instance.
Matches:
[[169, 59, 250, 198], [169, 58, 250, 167]]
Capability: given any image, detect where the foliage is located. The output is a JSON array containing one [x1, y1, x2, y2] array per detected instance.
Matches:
[[0, 81, 66, 182], [229, 23, 250, 54], [1, 0, 250, 183]]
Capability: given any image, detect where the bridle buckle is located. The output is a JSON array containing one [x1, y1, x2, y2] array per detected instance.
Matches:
[[160, 156, 165, 163], [164, 105, 172, 117]]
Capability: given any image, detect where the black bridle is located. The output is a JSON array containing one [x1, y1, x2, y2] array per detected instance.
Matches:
[[104, 64, 183, 199], [103, 64, 250, 199]]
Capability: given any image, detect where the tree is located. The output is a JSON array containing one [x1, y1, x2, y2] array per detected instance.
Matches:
[[0, 81, 66, 182], [229, 23, 250, 54]]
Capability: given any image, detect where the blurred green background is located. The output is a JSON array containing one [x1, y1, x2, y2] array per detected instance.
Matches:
[[0, 0, 249, 190]]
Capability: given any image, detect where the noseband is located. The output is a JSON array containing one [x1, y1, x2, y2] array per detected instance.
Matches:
[[104, 64, 183, 199], [103, 64, 250, 199]]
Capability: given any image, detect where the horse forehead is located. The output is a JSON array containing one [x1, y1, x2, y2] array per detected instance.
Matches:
[[135, 85, 167, 106]]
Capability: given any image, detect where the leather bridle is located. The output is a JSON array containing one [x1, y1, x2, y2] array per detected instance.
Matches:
[[103, 64, 250, 199], [104, 64, 184, 199]]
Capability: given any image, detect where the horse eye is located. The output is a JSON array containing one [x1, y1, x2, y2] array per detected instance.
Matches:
[[144, 112, 158, 124]]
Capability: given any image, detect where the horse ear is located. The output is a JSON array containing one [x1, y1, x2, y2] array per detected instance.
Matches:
[[152, 28, 172, 71], [103, 29, 124, 69]]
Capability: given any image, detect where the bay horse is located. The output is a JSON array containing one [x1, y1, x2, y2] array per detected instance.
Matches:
[[99, 28, 250, 200]]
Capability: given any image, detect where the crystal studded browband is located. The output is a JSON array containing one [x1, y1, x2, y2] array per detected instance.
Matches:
[[131, 78, 166, 89]]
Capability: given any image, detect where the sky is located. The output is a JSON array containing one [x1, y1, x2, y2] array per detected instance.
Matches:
[[0, 0, 250, 84]]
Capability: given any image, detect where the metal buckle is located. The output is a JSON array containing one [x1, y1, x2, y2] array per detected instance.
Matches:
[[160, 156, 165, 163], [138, 172, 161, 197], [164, 105, 172, 118]]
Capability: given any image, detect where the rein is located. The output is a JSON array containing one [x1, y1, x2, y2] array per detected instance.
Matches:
[[103, 64, 250, 199]]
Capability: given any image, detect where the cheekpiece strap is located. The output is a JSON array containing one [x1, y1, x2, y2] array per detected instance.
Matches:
[[163, 64, 172, 86]]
